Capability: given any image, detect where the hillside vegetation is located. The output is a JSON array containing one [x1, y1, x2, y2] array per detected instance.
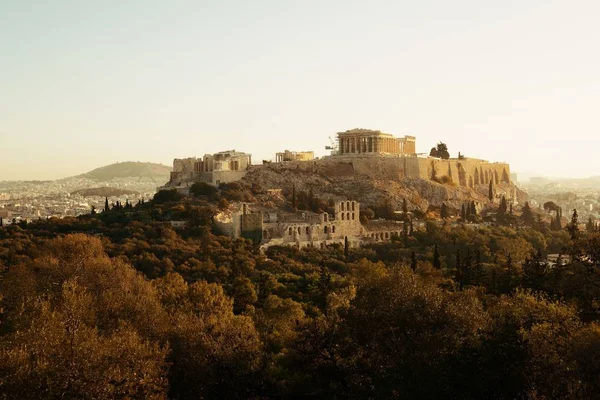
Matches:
[[2, 187, 600, 399], [78, 161, 171, 181]]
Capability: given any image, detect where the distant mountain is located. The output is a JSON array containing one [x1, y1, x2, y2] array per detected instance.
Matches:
[[71, 187, 140, 197], [77, 162, 171, 182]]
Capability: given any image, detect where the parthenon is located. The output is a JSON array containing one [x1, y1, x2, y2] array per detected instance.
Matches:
[[336, 128, 416, 156]]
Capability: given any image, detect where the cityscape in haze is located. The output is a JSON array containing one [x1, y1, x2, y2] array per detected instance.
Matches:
[[2, 1, 600, 399]]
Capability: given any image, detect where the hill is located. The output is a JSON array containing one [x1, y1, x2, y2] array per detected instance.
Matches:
[[241, 160, 527, 213], [71, 187, 140, 197], [78, 162, 171, 181]]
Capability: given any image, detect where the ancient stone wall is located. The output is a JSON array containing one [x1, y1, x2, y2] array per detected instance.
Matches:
[[263, 156, 510, 190]]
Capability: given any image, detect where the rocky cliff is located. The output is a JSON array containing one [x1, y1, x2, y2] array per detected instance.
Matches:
[[241, 161, 527, 213]]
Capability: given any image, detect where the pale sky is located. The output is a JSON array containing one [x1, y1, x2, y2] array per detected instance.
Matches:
[[1, 0, 599, 180]]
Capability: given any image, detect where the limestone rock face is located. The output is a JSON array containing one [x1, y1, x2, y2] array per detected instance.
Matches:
[[241, 162, 526, 213]]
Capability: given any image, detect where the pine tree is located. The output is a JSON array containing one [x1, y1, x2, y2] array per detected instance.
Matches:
[[104, 197, 109, 212], [411, 251, 418, 271], [488, 180, 494, 202], [433, 243, 441, 269]]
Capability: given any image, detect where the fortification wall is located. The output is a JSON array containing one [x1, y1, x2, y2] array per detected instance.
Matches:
[[415, 158, 510, 188], [254, 156, 510, 189]]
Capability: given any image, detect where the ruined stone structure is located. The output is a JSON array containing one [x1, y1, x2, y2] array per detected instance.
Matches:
[[275, 150, 314, 162], [161, 150, 252, 191], [214, 201, 407, 250], [159, 129, 510, 195], [336, 128, 416, 156]]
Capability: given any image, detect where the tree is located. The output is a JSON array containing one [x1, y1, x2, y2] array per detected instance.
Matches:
[[430, 142, 450, 159], [498, 196, 508, 223], [568, 209, 579, 241], [587, 217, 595, 233], [344, 236, 349, 259], [190, 182, 218, 201], [292, 184, 297, 210], [461, 204, 466, 220], [104, 197, 109, 212], [488, 180, 494, 202], [402, 198, 408, 220], [90, 205, 97, 215], [411, 251, 418, 270], [441, 203, 449, 219], [433, 243, 441, 269], [521, 202, 534, 227], [470, 201, 477, 216]]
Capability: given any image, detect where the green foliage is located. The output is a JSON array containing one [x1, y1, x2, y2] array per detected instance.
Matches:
[[429, 142, 450, 159], [3, 198, 600, 398]]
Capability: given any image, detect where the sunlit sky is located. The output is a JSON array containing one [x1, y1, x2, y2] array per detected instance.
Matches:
[[2, 0, 599, 180]]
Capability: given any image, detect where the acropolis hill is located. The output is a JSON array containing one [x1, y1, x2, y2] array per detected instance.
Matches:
[[162, 128, 523, 249], [162, 128, 513, 196]]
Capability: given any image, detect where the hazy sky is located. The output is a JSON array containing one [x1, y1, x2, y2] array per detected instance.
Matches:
[[2, 0, 599, 180]]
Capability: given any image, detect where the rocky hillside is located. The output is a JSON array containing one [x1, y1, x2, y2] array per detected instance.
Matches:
[[78, 162, 171, 182], [242, 162, 527, 213]]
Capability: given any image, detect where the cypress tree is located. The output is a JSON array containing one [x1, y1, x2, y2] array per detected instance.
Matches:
[[292, 185, 297, 210], [498, 196, 508, 222], [344, 236, 349, 259], [461, 204, 466, 220], [411, 251, 418, 271], [433, 243, 441, 269], [104, 197, 109, 212], [488, 180, 493, 202], [474, 249, 483, 284], [521, 202, 534, 226], [402, 198, 408, 220], [470, 201, 477, 216], [441, 203, 449, 219], [568, 209, 579, 240], [409, 218, 414, 236], [587, 217, 594, 233]]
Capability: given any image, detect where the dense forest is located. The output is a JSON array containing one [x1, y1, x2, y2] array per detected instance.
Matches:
[[2, 189, 600, 399]]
